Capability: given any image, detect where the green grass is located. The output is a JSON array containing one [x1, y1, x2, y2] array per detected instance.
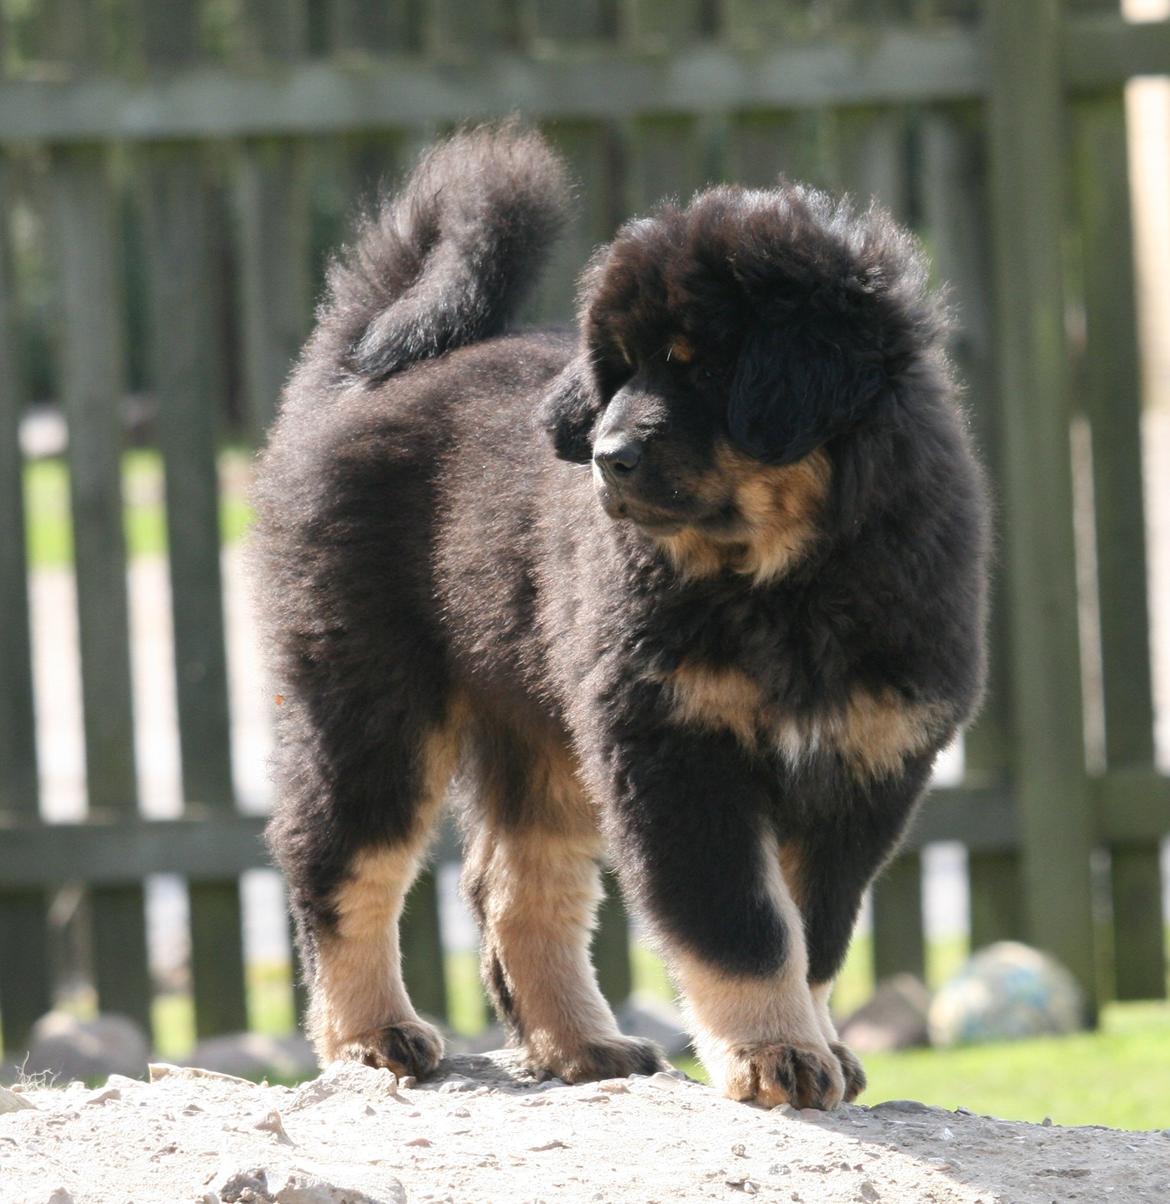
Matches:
[[861, 1002, 1170, 1130], [24, 448, 254, 568]]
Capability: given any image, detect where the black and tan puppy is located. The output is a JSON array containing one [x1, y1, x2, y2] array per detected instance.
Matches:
[[254, 124, 988, 1109]]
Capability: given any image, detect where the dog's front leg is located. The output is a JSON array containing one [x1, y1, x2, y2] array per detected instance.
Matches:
[[594, 722, 844, 1110]]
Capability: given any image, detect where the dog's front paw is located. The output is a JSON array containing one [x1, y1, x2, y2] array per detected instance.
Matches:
[[529, 1035, 668, 1084], [830, 1040, 866, 1102], [335, 1018, 445, 1079], [722, 1041, 845, 1110]]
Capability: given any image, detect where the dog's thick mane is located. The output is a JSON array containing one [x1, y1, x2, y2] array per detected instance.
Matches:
[[296, 121, 570, 396]]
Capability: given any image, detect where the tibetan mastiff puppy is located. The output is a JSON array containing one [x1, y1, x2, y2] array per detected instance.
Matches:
[[255, 123, 988, 1109]]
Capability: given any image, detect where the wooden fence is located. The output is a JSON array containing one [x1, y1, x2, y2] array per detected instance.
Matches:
[[1, 0, 1168, 1056]]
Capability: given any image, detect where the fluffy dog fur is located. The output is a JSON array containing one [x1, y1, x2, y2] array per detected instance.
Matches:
[[254, 123, 988, 1109]]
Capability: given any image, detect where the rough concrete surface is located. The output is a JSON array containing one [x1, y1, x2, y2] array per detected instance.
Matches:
[[2, 1052, 1168, 1204]]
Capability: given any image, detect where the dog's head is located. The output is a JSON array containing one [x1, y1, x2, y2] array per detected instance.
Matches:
[[541, 184, 949, 582]]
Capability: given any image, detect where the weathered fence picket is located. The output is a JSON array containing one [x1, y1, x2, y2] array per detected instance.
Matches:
[[0, 0, 1167, 1057], [0, 154, 51, 1056], [1072, 88, 1168, 1001], [51, 143, 154, 1035]]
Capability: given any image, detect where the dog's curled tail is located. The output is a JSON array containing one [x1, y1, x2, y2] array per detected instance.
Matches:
[[310, 122, 571, 389]]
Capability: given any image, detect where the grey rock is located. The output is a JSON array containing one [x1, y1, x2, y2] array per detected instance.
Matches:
[[186, 1032, 317, 1082], [273, 1172, 404, 1204], [870, 1098, 934, 1115], [22, 1012, 149, 1082], [838, 974, 931, 1053], [288, 1062, 399, 1111], [929, 941, 1085, 1047], [0, 1084, 36, 1113], [218, 1166, 271, 1202]]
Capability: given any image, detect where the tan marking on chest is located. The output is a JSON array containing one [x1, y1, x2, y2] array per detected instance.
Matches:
[[657, 445, 831, 585], [774, 688, 946, 780]]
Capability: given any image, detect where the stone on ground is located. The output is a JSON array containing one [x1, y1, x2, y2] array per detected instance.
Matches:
[[929, 941, 1085, 1047]]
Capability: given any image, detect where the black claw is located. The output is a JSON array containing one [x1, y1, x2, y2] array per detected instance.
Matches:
[[378, 1023, 439, 1077]]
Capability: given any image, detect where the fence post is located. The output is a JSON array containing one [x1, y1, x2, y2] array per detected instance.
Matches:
[[985, 0, 1098, 1013], [234, 1, 312, 442], [0, 153, 53, 1056], [131, 0, 248, 1040], [831, 91, 928, 985], [50, 144, 153, 1036], [1072, 89, 1167, 1001], [920, 104, 1024, 951]]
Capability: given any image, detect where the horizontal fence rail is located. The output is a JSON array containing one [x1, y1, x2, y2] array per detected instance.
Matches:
[[0, 15, 1164, 143]]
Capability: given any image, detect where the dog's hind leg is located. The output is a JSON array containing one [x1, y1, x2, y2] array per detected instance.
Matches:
[[461, 725, 666, 1083], [268, 685, 466, 1078]]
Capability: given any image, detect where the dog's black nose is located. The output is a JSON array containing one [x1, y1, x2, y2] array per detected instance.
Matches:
[[594, 438, 643, 478]]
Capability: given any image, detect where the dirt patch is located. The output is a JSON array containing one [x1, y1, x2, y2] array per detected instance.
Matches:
[[1, 1051, 1167, 1203]]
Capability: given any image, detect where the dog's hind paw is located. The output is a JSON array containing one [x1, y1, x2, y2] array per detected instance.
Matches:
[[335, 1019, 445, 1079], [530, 1035, 668, 1084], [722, 1041, 845, 1110], [831, 1040, 867, 1102]]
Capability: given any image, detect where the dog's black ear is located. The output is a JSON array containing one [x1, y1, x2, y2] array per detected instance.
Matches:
[[540, 354, 603, 463], [727, 322, 887, 464]]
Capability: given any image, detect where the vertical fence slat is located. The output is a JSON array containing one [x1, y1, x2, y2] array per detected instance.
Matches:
[[921, 106, 1024, 951], [50, 145, 152, 1035], [234, 1, 312, 443], [400, 866, 448, 1022], [624, 114, 704, 214], [239, 0, 309, 61], [133, 0, 249, 1042], [330, 0, 421, 53], [425, 0, 515, 54], [530, 122, 618, 324], [139, 144, 247, 1038], [594, 871, 633, 1009], [0, 154, 52, 1055], [621, 0, 709, 49], [1073, 91, 1167, 1001], [831, 103, 927, 984], [726, 111, 826, 191], [236, 142, 311, 442], [986, 0, 1098, 1012], [871, 854, 926, 983], [525, 0, 618, 46]]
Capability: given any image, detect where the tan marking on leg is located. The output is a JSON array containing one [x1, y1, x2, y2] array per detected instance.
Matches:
[[810, 980, 839, 1045], [310, 700, 467, 1065], [469, 828, 627, 1073], [311, 844, 427, 1063], [669, 834, 842, 1108], [660, 661, 764, 748], [464, 727, 663, 1082], [811, 979, 867, 1101], [777, 840, 805, 907], [655, 444, 831, 585]]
